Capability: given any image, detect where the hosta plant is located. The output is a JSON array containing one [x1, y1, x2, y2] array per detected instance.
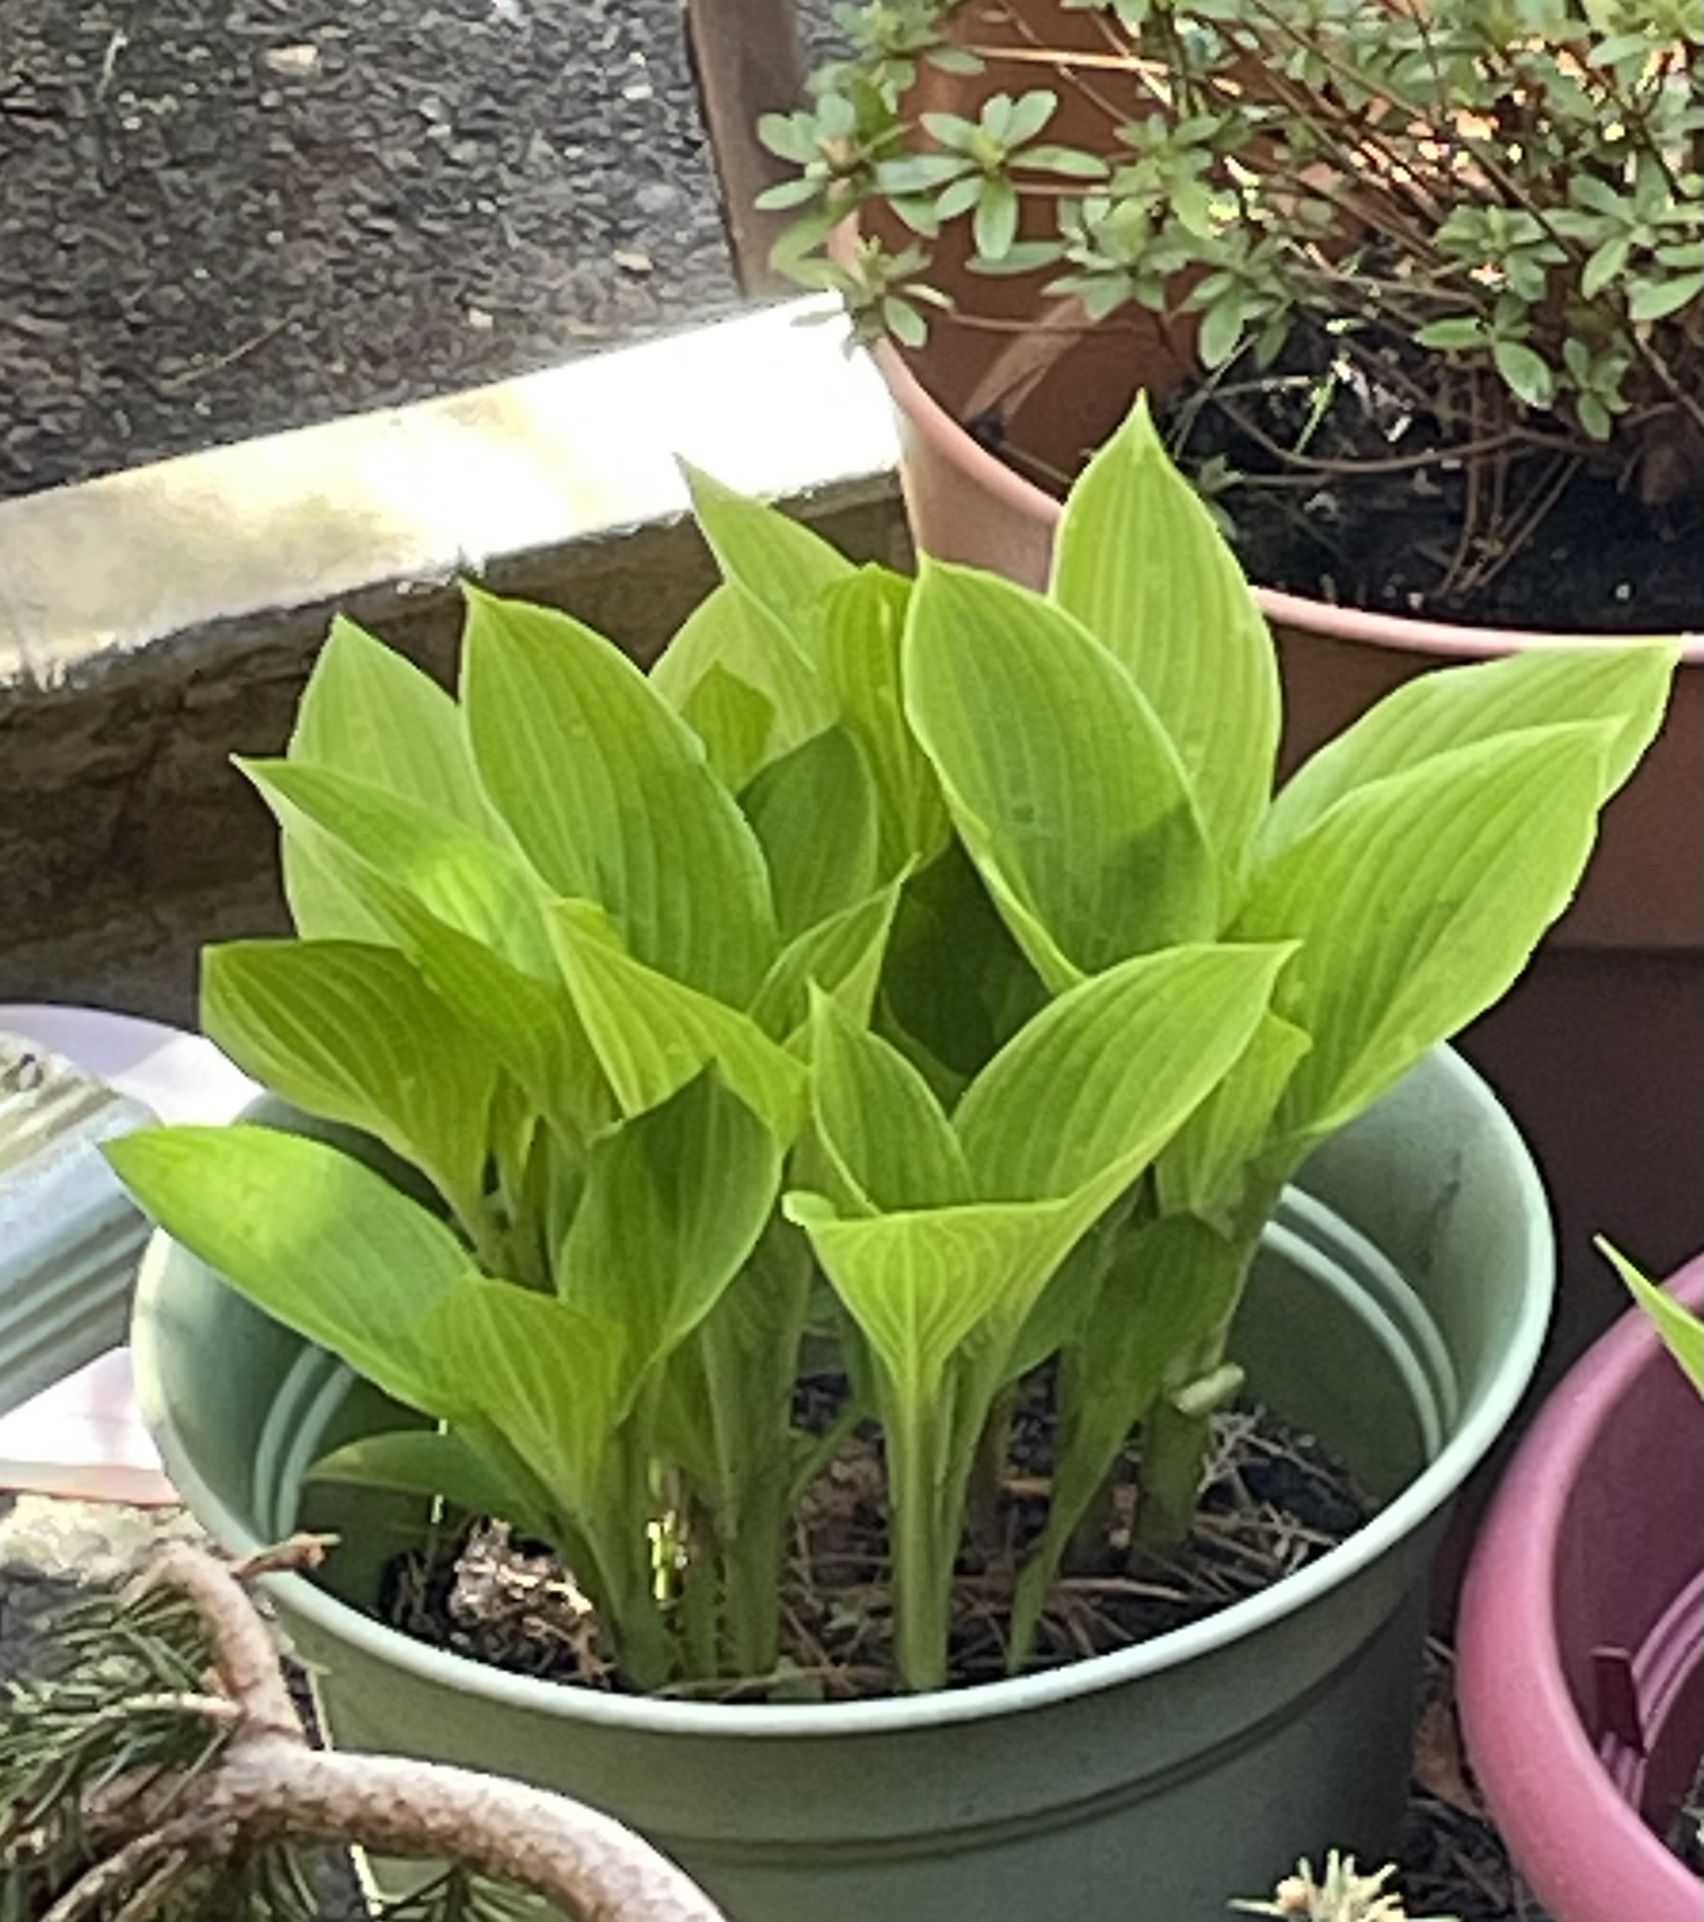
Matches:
[[112, 397, 1675, 1696], [1598, 1237, 1704, 1392], [765, 0, 1703, 604]]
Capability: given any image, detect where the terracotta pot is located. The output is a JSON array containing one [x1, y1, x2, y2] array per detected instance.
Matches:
[[869, 325, 1704, 1392], [1457, 1260, 1704, 1922]]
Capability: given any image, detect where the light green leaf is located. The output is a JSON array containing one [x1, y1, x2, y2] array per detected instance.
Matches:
[[107, 1125, 478, 1416], [682, 463, 855, 638], [748, 869, 908, 1045], [1155, 1012, 1312, 1219], [905, 561, 1219, 980], [362, 879, 608, 1144], [290, 616, 492, 829], [809, 990, 974, 1212], [1012, 1213, 1248, 1658], [1260, 644, 1679, 860], [741, 726, 881, 939], [1598, 1238, 1703, 1394], [821, 566, 950, 870], [1050, 394, 1280, 874], [678, 662, 778, 791], [460, 586, 778, 1002], [1583, 234, 1631, 302], [653, 581, 831, 770], [1492, 338, 1554, 409], [785, 1192, 1092, 1395], [1238, 722, 1621, 1142], [954, 942, 1292, 1202], [559, 1073, 782, 1399], [549, 901, 807, 1140], [281, 616, 499, 942], [311, 1427, 554, 1539], [973, 176, 1020, 260], [241, 758, 557, 977], [1629, 272, 1704, 323], [1414, 316, 1487, 350], [878, 839, 1047, 1092], [202, 940, 497, 1228], [428, 1279, 628, 1508]]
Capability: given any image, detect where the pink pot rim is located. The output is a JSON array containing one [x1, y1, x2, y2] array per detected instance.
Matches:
[[1457, 1260, 1704, 1921], [873, 334, 1704, 660]]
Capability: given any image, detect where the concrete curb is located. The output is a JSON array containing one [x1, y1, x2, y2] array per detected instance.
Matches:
[[0, 299, 907, 1022]]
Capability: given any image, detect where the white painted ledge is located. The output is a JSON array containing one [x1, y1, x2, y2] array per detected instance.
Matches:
[[0, 298, 901, 678]]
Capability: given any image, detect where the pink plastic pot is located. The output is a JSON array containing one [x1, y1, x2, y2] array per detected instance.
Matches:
[[1458, 1260, 1704, 1922]]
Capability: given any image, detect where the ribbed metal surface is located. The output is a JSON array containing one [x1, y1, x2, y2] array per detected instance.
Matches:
[[0, 1035, 155, 1422]]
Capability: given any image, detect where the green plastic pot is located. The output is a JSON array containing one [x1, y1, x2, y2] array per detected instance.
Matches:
[[132, 1046, 1550, 1922]]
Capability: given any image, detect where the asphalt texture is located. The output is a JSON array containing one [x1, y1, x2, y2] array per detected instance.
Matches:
[[0, 0, 752, 498]]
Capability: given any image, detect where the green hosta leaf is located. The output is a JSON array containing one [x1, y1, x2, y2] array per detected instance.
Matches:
[[652, 581, 831, 772], [1012, 1213, 1248, 1658], [821, 567, 950, 870], [282, 617, 499, 942], [1238, 722, 1621, 1145], [1155, 1012, 1312, 1219], [107, 1125, 477, 1416], [202, 940, 497, 1227], [878, 838, 1048, 1093], [240, 758, 556, 977], [954, 942, 1292, 1201], [558, 1073, 782, 1399], [311, 1427, 555, 1540], [682, 462, 855, 638], [1598, 1239, 1703, 1394], [1050, 394, 1280, 877], [427, 1279, 627, 1511], [290, 616, 492, 829], [786, 1192, 1095, 1396], [905, 562, 1218, 982], [550, 901, 806, 1140], [741, 726, 881, 939], [1261, 644, 1679, 860], [748, 869, 908, 1045], [678, 662, 778, 791], [362, 878, 608, 1144], [809, 990, 974, 1212], [461, 587, 777, 1003]]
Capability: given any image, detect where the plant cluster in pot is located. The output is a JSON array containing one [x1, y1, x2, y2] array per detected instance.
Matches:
[[761, 0, 1704, 1377], [1459, 1244, 1704, 1922], [113, 409, 1676, 1922]]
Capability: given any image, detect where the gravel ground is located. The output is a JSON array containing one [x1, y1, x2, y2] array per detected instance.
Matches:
[[0, 0, 756, 498]]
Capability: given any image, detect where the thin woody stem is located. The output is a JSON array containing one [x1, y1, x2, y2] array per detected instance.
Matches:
[[52, 1537, 730, 1922]]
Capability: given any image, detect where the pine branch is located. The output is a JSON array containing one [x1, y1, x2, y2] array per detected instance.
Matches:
[[4, 1536, 725, 1922]]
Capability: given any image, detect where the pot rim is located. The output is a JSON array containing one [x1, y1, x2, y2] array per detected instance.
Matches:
[[1459, 1260, 1704, 1911], [872, 334, 1704, 661], [134, 1047, 1551, 1739]]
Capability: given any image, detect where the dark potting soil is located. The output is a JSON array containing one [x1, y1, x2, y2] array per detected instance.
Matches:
[[381, 1393, 1377, 1703], [0, 0, 747, 499], [1141, 330, 1704, 637]]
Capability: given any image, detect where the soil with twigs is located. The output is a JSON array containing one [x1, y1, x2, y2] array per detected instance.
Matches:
[[1145, 322, 1704, 635], [388, 1388, 1375, 1700]]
